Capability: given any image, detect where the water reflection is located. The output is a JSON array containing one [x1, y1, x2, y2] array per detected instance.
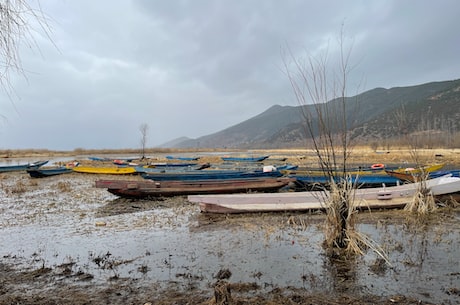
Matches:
[[323, 254, 359, 294]]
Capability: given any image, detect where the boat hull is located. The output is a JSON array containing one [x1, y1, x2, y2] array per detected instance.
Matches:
[[73, 166, 137, 175], [27, 167, 73, 178], [141, 170, 283, 181], [0, 160, 48, 173], [188, 175, 460, 214], [96, 177, 294, 198]]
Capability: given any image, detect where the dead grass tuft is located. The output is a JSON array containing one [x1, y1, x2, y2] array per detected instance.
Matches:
[[323, 177, 391, 266], [56, 181, 71, 192], [7, 179, 28, 194], [324, 177, 357, 251], [404, 181, 437, 215]]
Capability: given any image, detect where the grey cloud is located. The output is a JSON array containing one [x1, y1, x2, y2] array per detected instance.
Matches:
[[1, 0, 459, 149]]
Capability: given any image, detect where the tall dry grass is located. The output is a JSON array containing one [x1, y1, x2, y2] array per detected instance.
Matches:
[[324, 177, 390, 265], [404, 177, 437, 215]]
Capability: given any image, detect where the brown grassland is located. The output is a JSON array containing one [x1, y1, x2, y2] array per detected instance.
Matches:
[[2, 146, 460, 167]]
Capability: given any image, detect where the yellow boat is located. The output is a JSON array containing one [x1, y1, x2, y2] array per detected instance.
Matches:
[[72, 166, 137, 175], [385, 163, 446, 182], [280, 167, 386, 176], [391, 163, 445, 174]]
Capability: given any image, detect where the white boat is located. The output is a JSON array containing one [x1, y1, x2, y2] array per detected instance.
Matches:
[[426, 175, 460, 195], [188, 175, 460, 214]]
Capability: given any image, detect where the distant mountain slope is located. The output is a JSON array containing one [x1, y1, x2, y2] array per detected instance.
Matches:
[[168, 79, 460, 148], [159, 137, 193, 148]]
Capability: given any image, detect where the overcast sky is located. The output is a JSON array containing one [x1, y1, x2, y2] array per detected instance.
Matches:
[[1, 0, 459, 150]]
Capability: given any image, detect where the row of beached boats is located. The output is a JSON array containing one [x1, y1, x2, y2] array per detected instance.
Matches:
[[2, 156, 460, 214], [93, 160, 460, 213], [0, 160, 49, 173], [189, 174, 460, 213]]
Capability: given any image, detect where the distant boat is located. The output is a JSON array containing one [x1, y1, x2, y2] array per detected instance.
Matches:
[[87, 157, 112, 161], [95, 177, 294, 198], [0, 160, 48, 173], [73, 166, 137, 175], [221, 155, 269, 162], [188, 175, 460, 214], [135, 163, 210, 174], [166, 155, 200, 161], [27, 166, 73, 178], [145, 162, 199, 168]]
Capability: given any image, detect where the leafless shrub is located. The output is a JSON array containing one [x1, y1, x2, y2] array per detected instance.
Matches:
[[284, 26, 374, 258]]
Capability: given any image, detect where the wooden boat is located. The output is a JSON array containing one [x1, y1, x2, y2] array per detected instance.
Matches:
[[143, 162, 199, 168], [292, 174, 402, 190], [27, 166, 73, 178], [135, 163, 211, 174], [428, 169, 460, 178], [391, 163, 445, 174], [72, 166, 137, 175], [188, 175, 460, 214], [113, 159, 139, 166], [0, 160, 48, 173], [166, 155, 200, 161], [141, 169, 283, 181], [280, 165, 398, 176], [95, 177, 294, 198], [89, 156, 136, 162], [88, 156, 112, 161], [221, 155, 269, 162], [385, 163, 446, 182]]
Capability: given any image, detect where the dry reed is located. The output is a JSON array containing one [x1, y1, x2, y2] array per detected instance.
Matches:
[[404, 174, 437, 215], [323, 177, 357, 251], [323, 176, 391, 265]]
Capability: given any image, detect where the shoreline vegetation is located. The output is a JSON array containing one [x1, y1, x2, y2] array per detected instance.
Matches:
[[1, 147, 460, 167]]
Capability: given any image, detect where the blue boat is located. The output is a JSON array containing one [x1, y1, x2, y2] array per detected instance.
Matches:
[[221, 155, 269, 162], [428, 169, 460, 179], [141, 169, 283, 181], [166, 155, 201, 161], [147, 162, 198, 167], [0, 160, 48, 173], [135, 163, 210, 173], [88, 156, 111, 161], [27, 166, 73, 178], [292, 174, 402, 190]]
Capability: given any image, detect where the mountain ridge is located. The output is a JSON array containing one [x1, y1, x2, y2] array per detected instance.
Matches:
[[161, 79, 460, 148]]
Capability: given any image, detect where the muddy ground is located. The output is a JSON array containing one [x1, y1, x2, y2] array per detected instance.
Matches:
[[1, 150, 460, 304]]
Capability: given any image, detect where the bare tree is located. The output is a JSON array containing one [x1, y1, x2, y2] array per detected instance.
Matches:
[[139, 123, 149, 159], [1, 0, 53, 94], [284, 28, 388, 261]]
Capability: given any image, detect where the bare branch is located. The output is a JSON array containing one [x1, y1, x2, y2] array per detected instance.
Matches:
[[0, 0, 54, 94]]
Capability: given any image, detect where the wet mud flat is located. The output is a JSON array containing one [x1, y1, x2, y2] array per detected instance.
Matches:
[[0, 171, 459, 304]]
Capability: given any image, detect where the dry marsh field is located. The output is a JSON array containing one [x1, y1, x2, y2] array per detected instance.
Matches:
[[0, 148, 459, 304]]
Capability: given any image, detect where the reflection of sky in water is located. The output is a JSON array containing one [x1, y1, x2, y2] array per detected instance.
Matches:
[[0, 172, 459, 304]]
